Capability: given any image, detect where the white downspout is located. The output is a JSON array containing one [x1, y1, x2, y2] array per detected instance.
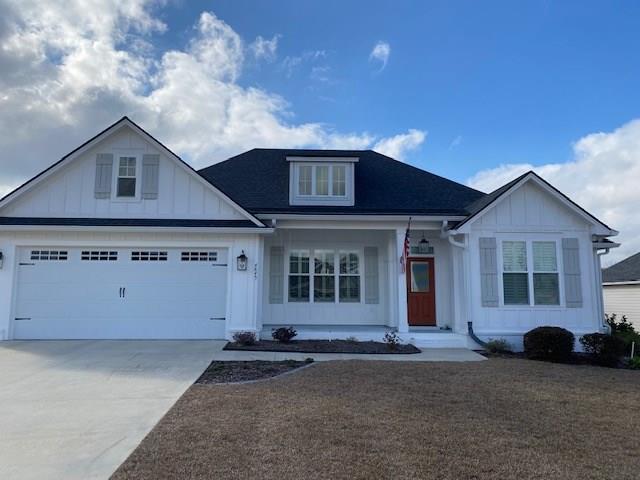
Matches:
[[595, 247, 611, 333]]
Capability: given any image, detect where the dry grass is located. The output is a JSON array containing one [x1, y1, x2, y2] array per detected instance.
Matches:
[[112, 359, 640, 480]]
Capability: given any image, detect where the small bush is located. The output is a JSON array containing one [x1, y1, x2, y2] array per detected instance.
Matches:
[[485, 338, 512, 354], [272, 326, 297, 343], [605, 313, 635, 334], [345, 336, 358, 344], [232, 331, 256, 346], [579, 333, 626, 367], [628, 356, 640, 370], [383, 331, 400, 351], [523, 326, 574, 362]]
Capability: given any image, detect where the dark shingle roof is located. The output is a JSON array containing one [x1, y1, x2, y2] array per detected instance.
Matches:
[[603, 252, 640, 283], [198, 149, 485, 215], [0, 217, 262, 228]]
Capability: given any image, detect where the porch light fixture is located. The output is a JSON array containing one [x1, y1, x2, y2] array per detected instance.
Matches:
[[418, 236, 430, 254], [236, 250, 248, 271]]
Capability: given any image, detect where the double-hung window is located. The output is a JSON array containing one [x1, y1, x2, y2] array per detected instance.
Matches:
[[295, 164, 348, 198], [502, 241, 529, 305], [339, 251, 360, 302], [532, 241, 560, 305], [313, 250, 335, 302], [288, 250, 310, 302], [117, 156, 137, 198], [502, 240, 560, 306]]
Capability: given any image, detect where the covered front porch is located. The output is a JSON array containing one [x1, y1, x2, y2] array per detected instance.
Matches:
[[258, 220, 473, 347]]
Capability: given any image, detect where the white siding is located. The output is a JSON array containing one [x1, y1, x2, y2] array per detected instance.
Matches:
[[604, 284, 640, 328], [0, 230, 261, 340], [467, 180, 603, 350], [1, 126, 245, 220]]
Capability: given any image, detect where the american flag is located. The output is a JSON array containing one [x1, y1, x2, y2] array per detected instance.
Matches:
[[400, 217, 411, 273]]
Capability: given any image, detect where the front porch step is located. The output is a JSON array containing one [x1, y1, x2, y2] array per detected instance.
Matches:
[[401, 332, 477, 349]]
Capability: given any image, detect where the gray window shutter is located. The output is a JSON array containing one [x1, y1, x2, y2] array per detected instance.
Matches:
[[94, 153, 113, 199], [479, 237, 499, 307], [269, 246, 284, 304], [562, 238, 582, 308], [364, 247, 379, 304], [141, 154, 160, 199]]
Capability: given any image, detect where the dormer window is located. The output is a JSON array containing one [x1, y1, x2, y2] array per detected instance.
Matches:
[[116, 156, 137, 198], [289, 157, 356, 206]]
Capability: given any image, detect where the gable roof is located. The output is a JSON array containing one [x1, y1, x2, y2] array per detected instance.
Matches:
[[0, 117, 266, 228], [451, 170, 617, 235], [603, 252, 640, 283], [198, 149, 485, 216]]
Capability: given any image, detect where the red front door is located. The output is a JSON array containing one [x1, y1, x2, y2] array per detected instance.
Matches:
[[406, 257, 436, 326]]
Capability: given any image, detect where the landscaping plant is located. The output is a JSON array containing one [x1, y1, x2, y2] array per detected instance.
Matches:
[[605, 313, 640, 356], [484, 338, 512, 354], [232, 331, 257, 346], [628, 356, 640, 370], [523, 326, 574, 362], [579, 333, 626, 367], [383, 331, 400, 351], [272, 326, 297, 343]]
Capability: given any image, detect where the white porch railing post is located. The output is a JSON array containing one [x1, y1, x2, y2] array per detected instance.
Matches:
[[396, 228, 409, 333]]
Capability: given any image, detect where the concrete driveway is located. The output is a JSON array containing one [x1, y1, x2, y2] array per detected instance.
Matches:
[[0, 340, 221, 480]]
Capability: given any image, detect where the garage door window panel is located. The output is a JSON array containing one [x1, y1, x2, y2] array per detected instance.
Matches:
[[30, 250, 68, 261], [132, 251, 168, 262]]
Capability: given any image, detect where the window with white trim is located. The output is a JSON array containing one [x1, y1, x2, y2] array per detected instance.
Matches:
[[532, 241, 560, 305], [181, 251, 218, 262], [313, 250, 335, 302], [288, 250, 310, 302], [339, 251, 360, 302], [117, 156, 137, 198], [502, 241, 529, 305], [502, 240, 560, 306], [290, 161, 354, 206]]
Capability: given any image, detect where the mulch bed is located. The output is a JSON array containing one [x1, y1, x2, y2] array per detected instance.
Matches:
[[195, 360, 311, 384], [224, 339, 421, 354], [480, 350, 637, 369], [113, 359, 640, 480]]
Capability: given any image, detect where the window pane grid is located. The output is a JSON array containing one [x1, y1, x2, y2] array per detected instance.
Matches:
[[288, 250, 310, 302], [332, 165, 346, 196], [316, 166, 329, 195]]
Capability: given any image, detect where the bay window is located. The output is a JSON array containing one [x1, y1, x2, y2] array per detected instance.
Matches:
[[501, 240, 561, 306]]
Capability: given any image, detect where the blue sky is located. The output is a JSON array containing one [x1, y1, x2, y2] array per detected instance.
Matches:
[[156, 0, 640, 183], [1, 0, 640, 262]]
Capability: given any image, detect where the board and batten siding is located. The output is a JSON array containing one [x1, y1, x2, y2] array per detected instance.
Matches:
[[1, 127, 245, 220], [467, 180, 602, 349], [603, 284, 640, 328]]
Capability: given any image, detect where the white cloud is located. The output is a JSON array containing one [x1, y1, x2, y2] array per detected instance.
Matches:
[[249, 34, 279, 62], [369, 41, 390, 71], [0, 3, 421, 192], [467, 119, 640, 265], [281, 49, 326, 77], [373, 129, 426, 161]]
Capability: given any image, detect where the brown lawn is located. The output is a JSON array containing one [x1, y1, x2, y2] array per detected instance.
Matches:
[[112, 359, 640, 480]]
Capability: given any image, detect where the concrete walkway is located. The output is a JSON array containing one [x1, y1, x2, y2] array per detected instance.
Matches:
[[0, 340, 218, 480]]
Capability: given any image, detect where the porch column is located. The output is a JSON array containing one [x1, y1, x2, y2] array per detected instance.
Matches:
[[395, 228, 409, 333]]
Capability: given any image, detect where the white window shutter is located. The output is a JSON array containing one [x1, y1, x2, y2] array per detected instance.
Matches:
[[479, 237, 499, 307], [562, 238, 582, 308], [269, 246, 284, 304], [141, 154, 160, 199], [94, 153, 113, 199], [364, 247, 379, 304]]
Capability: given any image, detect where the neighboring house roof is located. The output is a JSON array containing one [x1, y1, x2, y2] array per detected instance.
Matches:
[[451, 170, 616, 235], [198, 149, 485, 216], [603, 252, 640, 283], [0, 217, 260, 229]]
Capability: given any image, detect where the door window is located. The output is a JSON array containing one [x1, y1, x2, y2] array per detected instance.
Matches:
[[410, 262, 430, 292]]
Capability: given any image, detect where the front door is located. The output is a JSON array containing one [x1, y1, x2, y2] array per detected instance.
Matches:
[[406, 257, 436, 326]]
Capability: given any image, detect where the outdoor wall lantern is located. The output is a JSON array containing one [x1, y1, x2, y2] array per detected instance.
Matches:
[[236, 250, 248, 271], [418, 235, 431, 254]]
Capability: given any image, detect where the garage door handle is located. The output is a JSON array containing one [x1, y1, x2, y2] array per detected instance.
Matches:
[[119, 287, 123, 298], [123, 287, 126, 298]]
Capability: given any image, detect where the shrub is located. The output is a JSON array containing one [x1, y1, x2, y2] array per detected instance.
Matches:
[[272, 326, 297, 343], [232, 331, 256, 346], [628, 356, 640, 370], [345, 336, 358, 344], [523, 326, 574, 362], [485, 338, 512, 354], [383, 331, 400, 351], [579, 333, 626, 367], [605, 313, 635, 334]]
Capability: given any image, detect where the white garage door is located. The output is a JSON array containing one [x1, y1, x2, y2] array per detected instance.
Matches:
[[13, 247, 228, 339]]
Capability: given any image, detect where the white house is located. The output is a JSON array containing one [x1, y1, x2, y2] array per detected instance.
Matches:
[[0, 117, 619, 349], [603, 252, 640, 327]]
